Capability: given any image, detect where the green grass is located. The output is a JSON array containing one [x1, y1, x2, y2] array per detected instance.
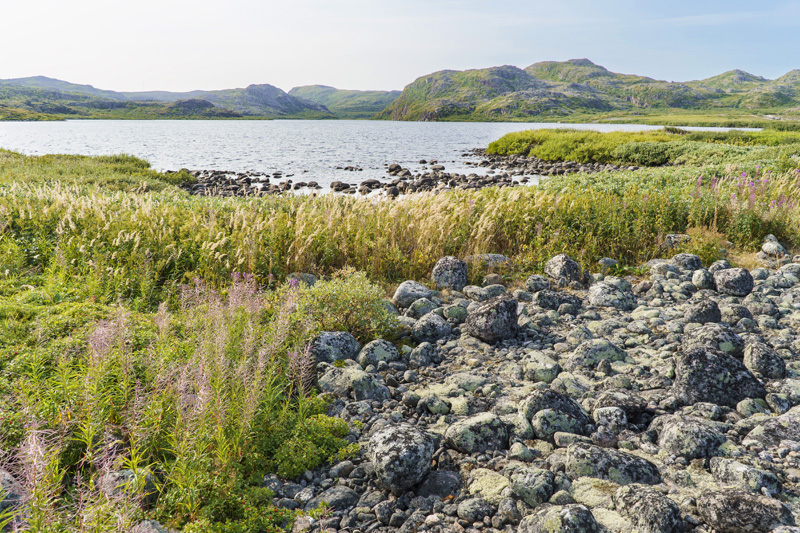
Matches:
[[1, 142, 800, 530]]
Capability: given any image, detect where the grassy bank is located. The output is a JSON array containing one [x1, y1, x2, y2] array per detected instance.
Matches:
[[2, 135, 800, 530]]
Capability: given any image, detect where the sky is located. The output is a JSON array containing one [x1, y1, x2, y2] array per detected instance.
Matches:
[[2, 0, 799, 93]]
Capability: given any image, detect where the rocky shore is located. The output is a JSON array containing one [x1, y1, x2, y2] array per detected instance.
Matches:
[[129, 244, 800, 533], [176, 152, 640, 198]]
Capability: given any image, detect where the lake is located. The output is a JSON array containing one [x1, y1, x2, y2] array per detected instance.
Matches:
[[0, 120, 752, 188]]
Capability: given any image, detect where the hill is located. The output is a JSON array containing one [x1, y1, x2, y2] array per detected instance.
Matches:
[[0, 78, 333, 119], [381, 59, 800, 121], [288, 85, 401, 118]]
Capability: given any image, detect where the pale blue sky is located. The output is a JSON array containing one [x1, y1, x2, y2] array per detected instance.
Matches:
[[2, 0, 798, 92]]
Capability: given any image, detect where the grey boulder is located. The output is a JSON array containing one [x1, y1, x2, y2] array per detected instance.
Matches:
[[743, 342, 786, 379], [545, 254, 582, 283], [684, 299, 721, 324], [714, 267, 754, 297], [463, 295, 518, 343], [431, 256, 468, 291], [412, 312, 452, 343], [368, 424, 435, 492], [318, 365, 391, 401], [672, 347, 766, 407], [565, 443, 662, 485], [445, 412, 509, 454], [681, 323, 744, 358], [656, 415, 726, 459], [614, 484, 686, 533], [588, 280, 636, 310], [518, 504, 600, 533], [393, 280, 433, 308], [697, 489, 795, 533], [309, 331, 361, 363], [356, 339, 401, 369]]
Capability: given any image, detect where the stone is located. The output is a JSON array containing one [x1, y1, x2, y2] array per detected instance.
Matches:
[[672, 347, 766, 407], [356, 339, 401, 369], [304, 486, 359, 511], [565, 444, 662, 485], [588, 281, 637, 310], [709, 457, 781, 494], [463, 295, 518, 343], [445, 412, 509, 454], [593, 406, 627, 433], [309, 331, 360, 363], [519, 390, 592, 428], [132, 521, 176, 533], [743, 342, 786, 379], [684, 299, 721, 324], [509, 467, 555, 507], [656, 415, 726, 459], [697, 489, 795, 533], [518, 504, 601, 533], [457, 498, 494, 522], [545, 254, 582, 283], [416, 470, 462, 499], [681, 323, 744, 358], [692, 268, 716, 290], [431, 256, 468, 291], [566, 339, 628, 370], [368, 424, 435, 492], [746, 409, 800, 447], [672, 253, 703, 271], [412, 312, 452, 343], [404, 297, 437, 319], [467, 468, 510, 505], [393, 280, 433, 308], [593, 390, 648, 422], [318, 365, 391, 401], [714, 268, 754, 297], [408, 342, 438, 368], [613, 484, 686, 533], [532, 409, 587, 442], [526, 274, 550, 293]]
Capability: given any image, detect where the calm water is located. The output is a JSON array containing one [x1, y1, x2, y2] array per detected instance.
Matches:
[[0, 120, 751, 187]]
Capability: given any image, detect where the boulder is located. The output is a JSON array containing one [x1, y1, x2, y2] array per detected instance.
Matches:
[[709, 457, 781, 494], [692, 268, 716, 290], [356, 339, 401, 369], [672, 253, 703, 271], [588, 281, 636, 310], [318, 365, 391, 401], [566, 339, 628, 370], [656, 415, 726, 459], [681, 323, 744, 358], [672, 347, 766, 407], [613, 484, 686, 533], [416, 470, 462, 499], [445, 412, 509, 454], [743, 342, 786, 379], [525, 274, 550, 293], [509, 468, 555, 507], [518, 504, 601, 533], [545, 254, 582, 283], [304, 485, 359, 511], [714, 268, 754, 297], [683, 299, 721, 324], [519, 390, 592, 428], [745, 408, 800, 447], [463, 295, 518, 343], [308, 332, 360, 363], [412, 312, 452, 343], [368, 424, 435, 492], [393, 281, 433, 308], [697, 490, 795, 533], [431, 256, 468, 291], [565, 444, 662, 485]]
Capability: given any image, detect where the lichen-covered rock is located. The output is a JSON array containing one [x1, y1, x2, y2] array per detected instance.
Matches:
[[681, 323, 744, 358], [656, 415, 726, 459], [523, 351, 562, 383], [743, 342, 786, 379], [404, 297, 437, 319], [309, 331, 361, 363], [532, 290, 581, 311], [672, 347, 766, 407], [672, 253, 703, 271], [593, 406, 627, 433], [589, 281, 637, 311], [408, 341, 438, 368], [519, 390, 592, 428], [356, 339, 401, 369], [0, 469, 22, 514], [416, 470, 462, 499], [412, 312, 452, 343], [709, 457, 781, 494], [745, 409, 800, 447], [457, 498, 494, 522], [526, 274, 550, 293], [566, 339, 628, 370], [714, 267, 755, 297], [368, 424, 435, 492], [518, 504, 601, 533], [463, 295, 518, 343], [697, 489, 795, 533], [684, 299, 721, 324], [545, 254, 582, 283], [692, 268, 716, 290], [593, 390, 648, 422], [509, 468, 555, 508], [613, 484, 686, 533], [304, 485, 359, 511], [431, 256, 468, 291], [318, 365, 391, 401], [393, 280, 433, 308], [467, 468, 510, 505], [565, 443, 661, 485], [445, 412, 509, 454], [532, 409, 587, 442], [743, 292, 780, 317]]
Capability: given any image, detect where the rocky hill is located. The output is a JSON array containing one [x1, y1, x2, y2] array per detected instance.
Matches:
[[381, 59, 800, 121], [289, 85, 401, 118]]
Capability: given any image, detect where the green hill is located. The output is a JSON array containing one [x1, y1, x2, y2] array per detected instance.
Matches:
[[288, 85, 401, 118]]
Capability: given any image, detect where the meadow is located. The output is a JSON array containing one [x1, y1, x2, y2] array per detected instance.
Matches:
[[1, 128, 800, 530]]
